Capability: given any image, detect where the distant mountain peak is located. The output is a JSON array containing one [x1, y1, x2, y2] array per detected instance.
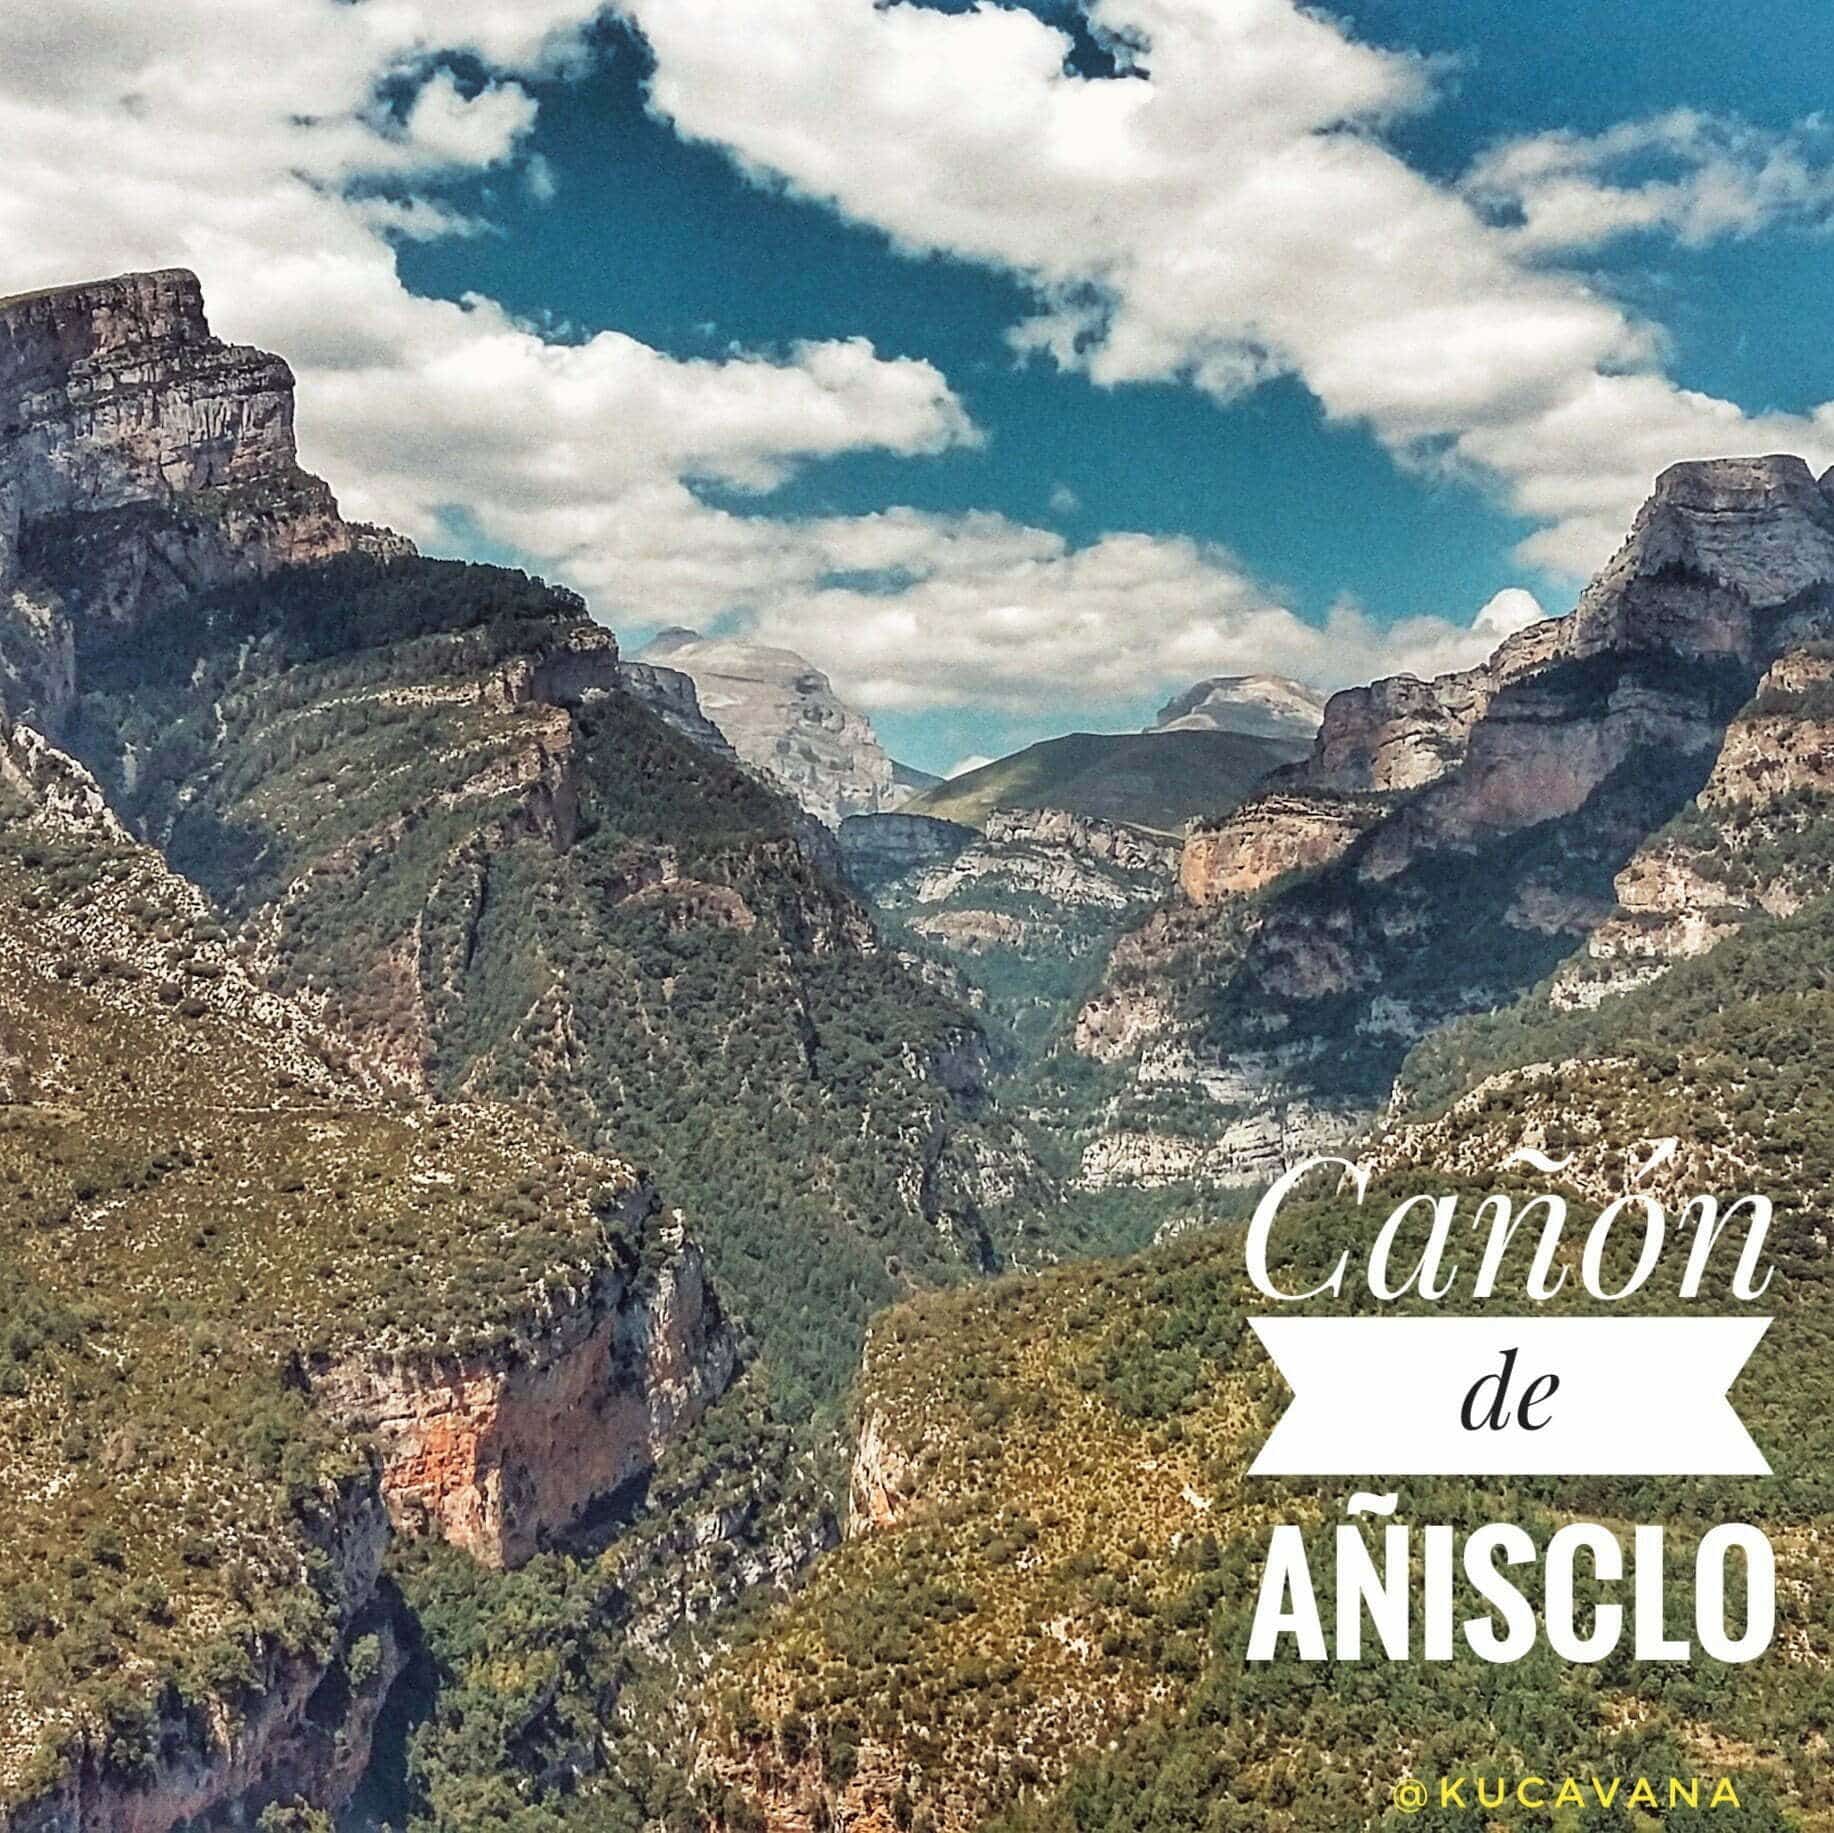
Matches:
[[1149, 673, 1327, 743], [634, 629, 900, 826]]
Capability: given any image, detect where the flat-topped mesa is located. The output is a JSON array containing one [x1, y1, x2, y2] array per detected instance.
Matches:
[[0, 268, 392, 623]]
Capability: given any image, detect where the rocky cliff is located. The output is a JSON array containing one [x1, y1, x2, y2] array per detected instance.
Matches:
[[619, 657, 742, 763], [0, 271, 1043, 1830], [320, 1220, 735, 1569], [703, 876, 1834, 1832], [1556, 643, 1834, 1004], [638, 628, 899, 826], [0, 270, 402, 658], [859, 805, 1178, 1049], [1075, 455, 1834, 1190], [838, 809, 977, 892], [0, 736, 734, 1830]]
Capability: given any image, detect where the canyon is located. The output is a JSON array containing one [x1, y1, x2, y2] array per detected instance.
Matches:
[[8, 262, 1834, 1833], [0, 270, 1029, 1831]]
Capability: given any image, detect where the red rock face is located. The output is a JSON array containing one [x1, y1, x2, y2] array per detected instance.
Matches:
[[848, 1407, 921, 1534], [1179, 793, 1376, 905], [321, 1224, 737, 1568]]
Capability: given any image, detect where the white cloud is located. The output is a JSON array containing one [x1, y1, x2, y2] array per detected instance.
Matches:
[[1466, 110, 1834, 253], [399, 71, 538, 171], [1473, 587, 1545, 636], [0, 1, 983, 645], [623, 0, 1834, 578], [747, 520, 1524, 714], [947, 755, 995, 779], [7, 0, 1823, 732]]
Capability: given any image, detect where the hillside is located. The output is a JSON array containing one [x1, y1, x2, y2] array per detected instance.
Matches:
[[0, 731, 734, 1828], [59, 553, 1049, 1419], [1071, 456, 1834, 1196], [701, 889, 1834, 1831], [907, 729, 1307, 835], [0, 265, 1064, 1830]]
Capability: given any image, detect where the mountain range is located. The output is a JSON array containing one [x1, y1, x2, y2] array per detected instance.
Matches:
[[1, 270, 1831, 1832]]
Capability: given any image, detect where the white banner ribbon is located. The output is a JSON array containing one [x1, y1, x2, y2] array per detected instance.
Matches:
[[1249, 1317, 1771, 1476]]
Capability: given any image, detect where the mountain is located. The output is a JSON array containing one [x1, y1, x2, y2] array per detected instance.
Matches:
[[905, 727, 1309, 835], [636, 628, 903, 826], [701, 891, 1834, 1830], [12, 263, 1834, 1833], [0, 719, 735, 1827], [0, 271, 1049, 1421], [842, 808, 1179, 1058], [0, 269, 1061, 1828], [891, 755, 944, 798], [1069, 453, 1834, 1193], [1149, 672, 1327, 743], [699, 467, 1834, 1827]]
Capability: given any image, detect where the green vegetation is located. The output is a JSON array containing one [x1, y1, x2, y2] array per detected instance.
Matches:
[[63, 555, 1047, 1419], [711, 1147, 1834, 1832], [908, 730, 1305, 835], [386, 1368, 833, 1833], [710, 732, 1834, 1831], [0, 788, 650, 1811]]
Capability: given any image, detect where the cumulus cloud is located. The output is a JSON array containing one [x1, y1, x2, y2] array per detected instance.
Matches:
[[0, 3, 982, 639], [747, 521, 1524, 714], [1473, 587, 1545, 636], [1466, 110, 1834, 253], [624, 0, 1834, 578], [8, 0, 1821, 731]]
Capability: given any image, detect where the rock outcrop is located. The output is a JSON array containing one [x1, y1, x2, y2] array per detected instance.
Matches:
[[865, 808, 1176, 1038], [0, 270, 401, 648], [838, 809, 977, 892], [638, 628, 898, 826], [320, 1222, 736, 1569], [619, 657, 741, 763], [0, 718, 737, 1829], [1180, 791, 1379, 903], [7, 1489, 397, 1833], [1075, 455, 1834, 1190], [1556, 645, 1834, 1004], [848, 1408, 922, 1534]]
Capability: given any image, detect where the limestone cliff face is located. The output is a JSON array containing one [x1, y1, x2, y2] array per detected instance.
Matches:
[[1180, 792, 1379, 903], [1077, 455, 1834, 1190], [865, 807, 1174, 995], [320, 1221, 736, 1569], [1559, 647, 1834, 1003], [0, 270, 394, 644], [838, 810, 977, 892], [848, 1408, 922, 1535], [619, 657, 742, 763], [7, 1488, 397, 1833], [638, 629, 898, 827]]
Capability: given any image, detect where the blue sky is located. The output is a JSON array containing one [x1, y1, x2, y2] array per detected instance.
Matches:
[[12, 0, 1834, 773], [391, 0, 1834, 769]]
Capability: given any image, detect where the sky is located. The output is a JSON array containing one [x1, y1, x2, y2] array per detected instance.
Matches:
[[5, 3, 1834, 772]]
